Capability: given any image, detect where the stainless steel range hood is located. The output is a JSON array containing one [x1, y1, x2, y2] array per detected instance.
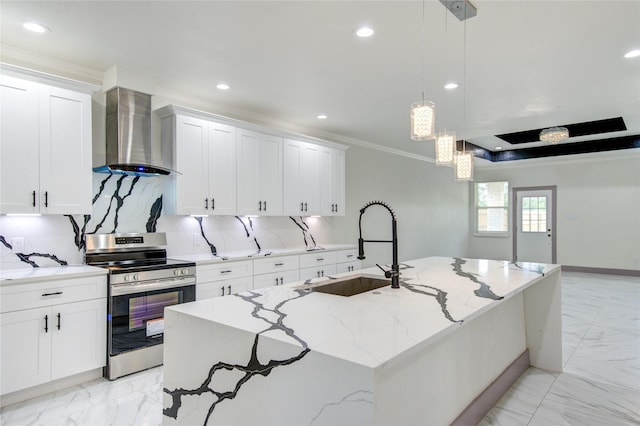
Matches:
[[94, 87, 171, 176]]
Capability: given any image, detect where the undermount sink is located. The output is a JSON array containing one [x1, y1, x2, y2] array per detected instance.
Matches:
[[300, 274, 391, 297]]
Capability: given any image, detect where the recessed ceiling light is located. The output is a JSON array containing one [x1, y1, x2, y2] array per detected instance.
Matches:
[[495, 146, 503, 150], [355, 26, 374, 38], [624, 49, 640, 59], [216, 83, 230, 90], [23, 22, 49, 33], [444, 82, 459, 90], [317, 114, 328, 120]]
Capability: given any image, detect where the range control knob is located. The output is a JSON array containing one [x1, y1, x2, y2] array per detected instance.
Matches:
[[181, 269, 189, 275], [173, 269, 180, 276], [133, 274, 139, 281], [124, 275, 130, 282]]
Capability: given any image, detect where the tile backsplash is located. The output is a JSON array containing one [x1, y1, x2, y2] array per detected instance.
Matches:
[[0, 174, 332, 269]]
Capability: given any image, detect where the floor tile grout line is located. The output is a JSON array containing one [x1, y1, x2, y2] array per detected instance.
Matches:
[[525, 370, 560, 426]]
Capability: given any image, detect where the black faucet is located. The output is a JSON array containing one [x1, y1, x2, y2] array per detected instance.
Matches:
[[357, 201, 400, 289]]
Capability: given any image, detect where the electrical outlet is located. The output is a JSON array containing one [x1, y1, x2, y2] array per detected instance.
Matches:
[[11, 237, 25, 253]]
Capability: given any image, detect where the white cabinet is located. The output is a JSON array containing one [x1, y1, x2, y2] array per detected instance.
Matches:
[[0, 75, 92, 214], [300, 264, 337, 281], [196, 260, 254, 300], [253, 255, 300, 289], [283, 139, 321, 216], [299, 251, 337, 280], [0, 275, 106, 395], [320, 147, 346, 216], [336, 249, 362, 274], [161, 110, 236, 215], [236, 129, 283, 216]]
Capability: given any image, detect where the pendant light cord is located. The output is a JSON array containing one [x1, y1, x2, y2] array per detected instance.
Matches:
[[443, 6, 448, 132], [462, 7, 467, 154], [421, 0, 425, 103]]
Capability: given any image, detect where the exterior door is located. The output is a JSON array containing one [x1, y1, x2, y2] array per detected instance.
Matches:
[[514, 187, 556, 264]]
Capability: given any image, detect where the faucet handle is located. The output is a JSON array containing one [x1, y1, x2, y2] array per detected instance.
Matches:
[[375, 263, 393, 279]]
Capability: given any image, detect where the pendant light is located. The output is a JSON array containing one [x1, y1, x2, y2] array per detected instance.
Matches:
[[455, 2, 473, 181], [435, 8, 456, 166], [410, 0, 436, 141]]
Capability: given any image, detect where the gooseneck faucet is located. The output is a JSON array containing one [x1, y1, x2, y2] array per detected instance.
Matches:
[[357, 201, 400, 289]]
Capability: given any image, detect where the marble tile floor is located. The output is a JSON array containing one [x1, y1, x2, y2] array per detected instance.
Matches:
[[1, 271, 638, 426]]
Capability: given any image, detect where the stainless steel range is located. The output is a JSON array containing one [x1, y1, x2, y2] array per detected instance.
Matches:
[[85, 232, 195, 380]]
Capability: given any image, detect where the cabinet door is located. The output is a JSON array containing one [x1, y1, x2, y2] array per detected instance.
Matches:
[[320, 148, 346, 216], [253, 269, 300, 290], [197, 276, 253, 300], [336, 261, 362, 274], [208, 122, 237, 215], [50, 299, 106, 380], [299, 265, 337, 281], [236, 129, 260, 215], [174, 114, 209, 215], [258, 134, 283, 216], [0, 75, 40, 214], [0, 307, 51, 394], [39, 84, 92, 214], [283, 140, 320, 216]]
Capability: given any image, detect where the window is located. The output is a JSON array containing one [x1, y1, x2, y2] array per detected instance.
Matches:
[[521, 196, 547, 232], [475, 181, 509, 235]]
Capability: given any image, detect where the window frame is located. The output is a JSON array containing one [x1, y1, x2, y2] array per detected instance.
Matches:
[[474, 181, 510, 237]]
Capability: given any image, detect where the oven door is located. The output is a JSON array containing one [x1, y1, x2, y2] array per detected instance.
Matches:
[[108, 276, 195, 356]]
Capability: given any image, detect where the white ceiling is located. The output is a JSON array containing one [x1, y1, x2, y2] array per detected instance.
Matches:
[[1, 1, 639, 164]]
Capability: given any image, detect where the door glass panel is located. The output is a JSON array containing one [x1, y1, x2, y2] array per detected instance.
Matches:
[[522, 196, 547, 233]]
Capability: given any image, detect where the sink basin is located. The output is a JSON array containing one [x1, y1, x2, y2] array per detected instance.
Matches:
[[301, 274, 391, 297]]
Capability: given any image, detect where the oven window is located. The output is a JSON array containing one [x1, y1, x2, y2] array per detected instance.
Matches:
[[129, 292, 179, 331]]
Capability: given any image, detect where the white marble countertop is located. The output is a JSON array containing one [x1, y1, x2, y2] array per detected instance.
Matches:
[[172, 244, 357, 264], [0, 265, 108, 286], [168, 256, 559, 368]]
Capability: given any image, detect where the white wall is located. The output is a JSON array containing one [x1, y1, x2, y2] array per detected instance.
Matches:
[[330, 145, 470, 268], [469, 154, 640, 271]]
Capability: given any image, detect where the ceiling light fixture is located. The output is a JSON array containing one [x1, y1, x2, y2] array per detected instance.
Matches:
[[410, 1, 436, 141], [23, 22, 49, 33], [444, 82, 458, 90], [455, 2, 473, 181], [317, 114, 327, 120], [624, 49, 640, 58], [435, 8, 455, 166], [216, 83, 230, 90], [539, 126, 569, 144], [355, 26, 374, 38]]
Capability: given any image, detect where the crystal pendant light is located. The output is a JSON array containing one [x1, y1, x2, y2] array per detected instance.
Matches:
[[455, 150, 474, 180], [539, 127, 569, 144], [435, 131, 456, 166], [410, 0, 436, 141]]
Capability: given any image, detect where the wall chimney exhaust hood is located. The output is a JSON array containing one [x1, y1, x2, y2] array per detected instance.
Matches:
[[94, 87, 172, 176]]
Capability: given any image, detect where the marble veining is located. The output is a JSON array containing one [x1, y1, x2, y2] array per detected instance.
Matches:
[[163, 288, 313, 422], [0, 235, 68, 267], [401, 280, 463, 323], [452, 257, 504, 300], [193, 216, 221, 257], [234, 216, 271, 256], [309, 389, 374, 425], [289, 216, 319, 250]]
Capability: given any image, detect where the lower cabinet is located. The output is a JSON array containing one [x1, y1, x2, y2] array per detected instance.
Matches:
[[197, 276, 253, 300], [336, 261, 361, 274], [0, 298, 106, 395], [299, 264, 337, 281], [196, 260, 254, 300], [253, 270, 300, 290]]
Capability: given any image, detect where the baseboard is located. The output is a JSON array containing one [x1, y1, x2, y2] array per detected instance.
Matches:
[[561, 265, 640, 277], [0, 368, 103, 408], [451, 350, 530, 426]]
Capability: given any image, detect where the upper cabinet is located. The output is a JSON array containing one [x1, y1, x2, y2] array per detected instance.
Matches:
[[236, 129, 283, 216], [320, 147, 346, 216], [160, 110, 237, 216], [0, 74, 93, 214], [283, 139, 321, 216]]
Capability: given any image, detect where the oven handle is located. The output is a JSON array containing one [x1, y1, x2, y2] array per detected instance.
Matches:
[[110, 276, 196, 297]]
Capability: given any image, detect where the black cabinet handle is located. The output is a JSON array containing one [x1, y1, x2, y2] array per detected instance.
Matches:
[[316, 258, 324, 261], [258, 200, 262, 211], [220, 270, 232, 274], [44, 191, 48, 207], [220, 286, 225, 296], [42, 291, 63, 297], [279, 277, 283, 285], [205, 198, 209, 209], [335, 203, 338, 212], [317, 271, 321, 277], [274, 262, 284, 266], [212, 198, 215, 210], [321, 270, 324, 277], [346, 254, 354, 258], [264, 201, 267, 211], [57, 313, 61, 330], [275, 278, 279, 286], [32, 190, 36, 207], [44, 315, 49, 333], [227, 285, 231, 295], [304, 202, 308, 212], [300, 202, 304, 212]]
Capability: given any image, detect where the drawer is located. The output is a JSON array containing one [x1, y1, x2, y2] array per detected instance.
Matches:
[[336, 260, 361, 274], [299, 251, 336, 269], [197, 260, 253, 283], [299, 265, 337, 281], [0, 275, 107, 313], [253, 270, 300, 290], [336, 249, 359, 264], [253, 255, 299, 275], [197, 276, 252, 300]]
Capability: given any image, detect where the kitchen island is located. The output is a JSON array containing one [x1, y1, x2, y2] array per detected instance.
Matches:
[[162, 257, 562, 425]]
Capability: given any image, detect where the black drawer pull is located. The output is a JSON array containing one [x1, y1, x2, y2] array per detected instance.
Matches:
[[220, 286, 225, 296], [32, 190, 36, 207], [274, 263, 284, 266], [57, 313, 61, 330], [264, 200, 267, 211], [44, 315, 48, 333], [227, 285, 231, 295], [42, 291, 63, 297], [205, 198, 208, 209], [220, 270, 232, 274], [279, 277, 283, 285], [258, 201, 262, 211], [316, 258, 324, 261], [44, 191, 49, 207], [346, 254, 354, 258]]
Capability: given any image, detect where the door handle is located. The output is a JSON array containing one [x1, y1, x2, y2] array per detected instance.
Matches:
[[220, 286, 225, 297], [57, 313, 61, 330], [44, 191, 49, 208], [205, 198, 209, 209], [263, 201, 267, 211], [32, 190, 36, 207], [44, 315, 49, 333], [304, 202, 307, 212], [227, 285, 231, 295], [212, 198, 215, 210], [300, 202, 304, 212], [279, 277, 283, 285], [258, 201, 262, 211]]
